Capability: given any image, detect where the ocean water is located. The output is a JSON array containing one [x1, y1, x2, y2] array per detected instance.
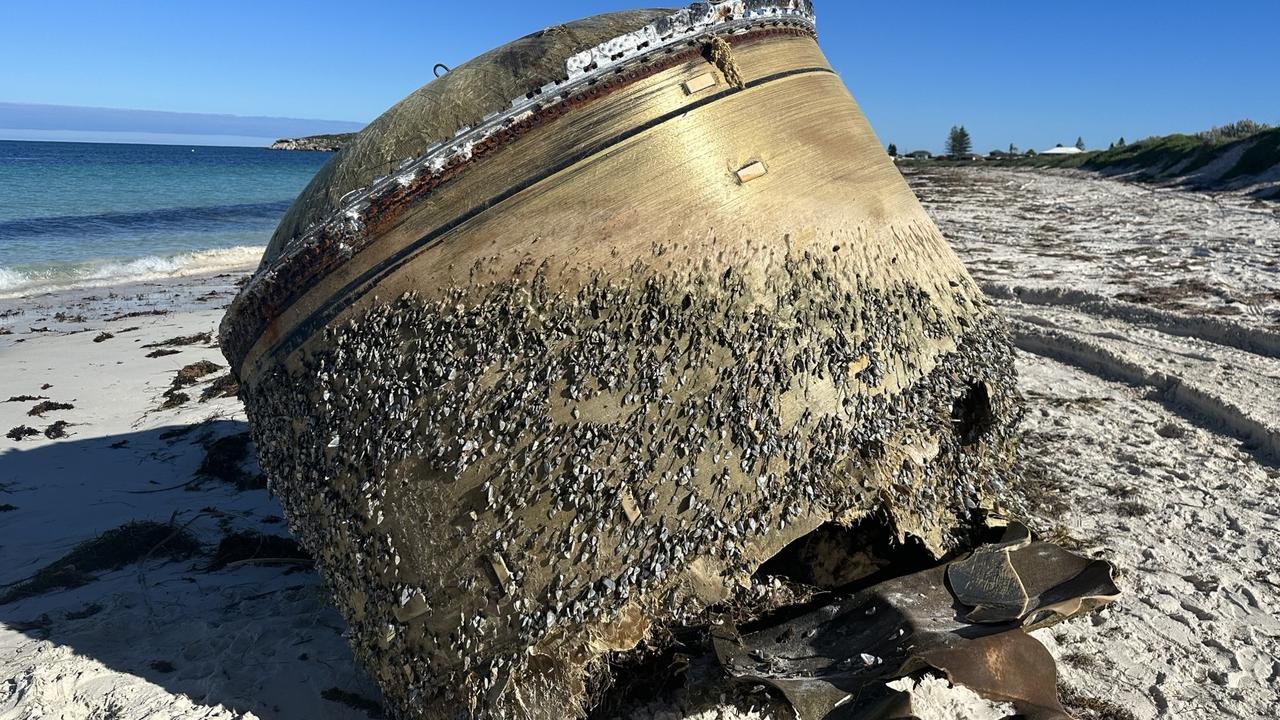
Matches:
[[0, 140, 329, 297]]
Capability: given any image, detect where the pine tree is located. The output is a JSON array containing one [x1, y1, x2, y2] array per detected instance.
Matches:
[[1075, 136, 1086, 151], [947, 126, 972, 157], [1117, 137, 1126, 148], [887, 143, 898, 157]]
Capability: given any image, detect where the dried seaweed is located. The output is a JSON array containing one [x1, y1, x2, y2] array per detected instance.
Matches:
[[172, 360, 222, 389], [207, 530, 311, 570], [199, 373, 240, 401], [6, 426, 41, 441], [105, 309, 168, 322], [197, 433, 265, 490], [43, 421, 71, 439], [0, 521, 201, 604], [143, 331, 212, 349], [28, 401, 73, 417]]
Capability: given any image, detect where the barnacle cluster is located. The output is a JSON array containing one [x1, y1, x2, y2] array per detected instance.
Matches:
[[240, 244, 1019, 719]]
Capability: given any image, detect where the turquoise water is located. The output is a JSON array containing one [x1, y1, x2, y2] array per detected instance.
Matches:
[[0, 140, 329, 296]]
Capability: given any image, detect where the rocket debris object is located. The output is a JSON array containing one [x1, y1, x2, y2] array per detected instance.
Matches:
[[221, 3, 1023, 718]]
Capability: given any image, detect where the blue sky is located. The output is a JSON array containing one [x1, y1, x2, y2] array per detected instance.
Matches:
[[1, 1, 1277, 151]]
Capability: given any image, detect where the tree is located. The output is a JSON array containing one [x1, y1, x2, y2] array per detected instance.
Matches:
[[1117, 137, 1126, 148], [887, 143, 898, 157], [1075, 136, 1086, 151], [1008, 143, 1018, 155], [947, 126, 972, 157]]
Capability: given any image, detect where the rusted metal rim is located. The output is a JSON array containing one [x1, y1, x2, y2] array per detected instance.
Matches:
[[221, 22, 818, 377]]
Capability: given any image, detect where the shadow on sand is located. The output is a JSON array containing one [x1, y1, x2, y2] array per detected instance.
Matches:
[[0, 422, 383, 719]]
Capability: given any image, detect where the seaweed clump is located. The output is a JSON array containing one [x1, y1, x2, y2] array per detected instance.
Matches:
[[200, 373, 240, 401], [172, 360, 223, 388], [158, 389, 190, 410], [207, 530, 311, 570], [196, 433, 265, 490], [28, 401, 73, 417], [6, 426, 41, 441], [44, 421, 72, 439], [144, 331, 213, 349], [0, 521, 201, 604]]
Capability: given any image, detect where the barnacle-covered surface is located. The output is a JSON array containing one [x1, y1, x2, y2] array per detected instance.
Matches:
[[226, 4, 1024, 718], [240, 245, 1019, 719]]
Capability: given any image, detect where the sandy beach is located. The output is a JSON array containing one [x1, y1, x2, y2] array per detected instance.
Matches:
[[2, 168, 1278, 719], [0, 270, 382, 719]]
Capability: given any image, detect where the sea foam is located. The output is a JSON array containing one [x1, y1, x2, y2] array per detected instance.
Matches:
[[0, 245, 264, 298]]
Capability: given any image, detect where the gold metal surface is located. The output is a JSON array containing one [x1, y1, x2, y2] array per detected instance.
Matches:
[[683, 72, 719, 94], [242, 34, 960, 379], [232, 25, 1018, 720]]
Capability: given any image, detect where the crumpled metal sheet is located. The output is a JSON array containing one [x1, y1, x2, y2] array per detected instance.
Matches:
[[711, 524, 1120, 719], [947, 523, 1120, 629]]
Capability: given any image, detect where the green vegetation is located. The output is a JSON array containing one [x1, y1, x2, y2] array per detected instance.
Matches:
[[893, 120, 1278, 198], [1223, 126, 1280, 179], [963, 122, 1280, 198], [1081, 126, 1279, 181], [1084, 133, 1216, 173], [1199, 119, 1271, 143]]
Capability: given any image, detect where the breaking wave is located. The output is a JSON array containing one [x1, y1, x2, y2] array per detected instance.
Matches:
[[0, 245, 264, 298]]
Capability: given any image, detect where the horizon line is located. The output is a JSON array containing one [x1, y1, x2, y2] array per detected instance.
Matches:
[[1, 100, 365, 127], [0, 130, 331, 149]]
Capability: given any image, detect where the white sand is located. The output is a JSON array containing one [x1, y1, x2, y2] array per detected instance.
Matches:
[[885, 677, 1014, 719], [907, 166, 1280, 717], [0, 273, 379, 719], [2, 169, 1278, 718]]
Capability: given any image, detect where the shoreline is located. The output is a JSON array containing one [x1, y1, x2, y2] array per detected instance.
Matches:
[[0, 254, 260, 309]]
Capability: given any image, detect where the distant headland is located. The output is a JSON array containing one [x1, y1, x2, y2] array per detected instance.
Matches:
[[270, 133, 356, 152]]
